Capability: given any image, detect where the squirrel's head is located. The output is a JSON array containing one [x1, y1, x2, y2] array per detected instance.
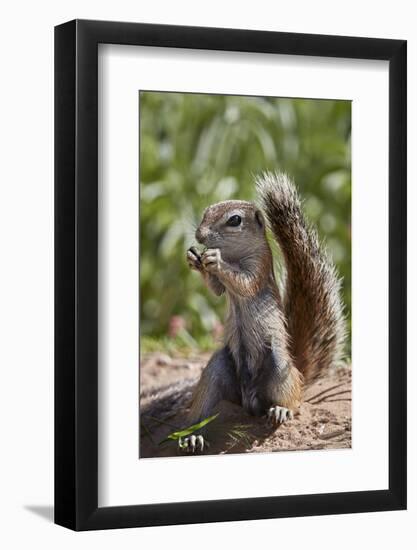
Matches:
[[195, 200, 266, 261]]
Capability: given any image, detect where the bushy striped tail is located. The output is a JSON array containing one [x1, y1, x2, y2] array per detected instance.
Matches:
[[256, 172, 346, 383]]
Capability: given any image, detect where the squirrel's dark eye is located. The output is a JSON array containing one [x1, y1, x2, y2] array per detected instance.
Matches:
[[226, 215, 241, 227]]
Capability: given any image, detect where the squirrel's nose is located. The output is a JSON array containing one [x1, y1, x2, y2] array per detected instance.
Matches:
[[195, 226, 208, 244]]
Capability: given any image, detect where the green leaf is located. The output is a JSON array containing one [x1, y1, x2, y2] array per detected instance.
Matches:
[[159, 413, 219, 445]]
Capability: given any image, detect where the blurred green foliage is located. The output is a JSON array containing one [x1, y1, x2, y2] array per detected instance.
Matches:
[[140, 92, 351, 351]]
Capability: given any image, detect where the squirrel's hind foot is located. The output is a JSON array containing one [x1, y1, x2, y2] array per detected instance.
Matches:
[[178, 434, 205, 454], [267, 406, 294, 426]]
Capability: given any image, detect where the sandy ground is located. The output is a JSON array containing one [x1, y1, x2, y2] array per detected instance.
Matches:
[[140, 351, 351, 458]]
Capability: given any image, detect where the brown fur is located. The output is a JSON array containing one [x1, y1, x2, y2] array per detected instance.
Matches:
[[142, 172, 346, 435], [256, 172, 346, 382], [191, 192, 303, 417]]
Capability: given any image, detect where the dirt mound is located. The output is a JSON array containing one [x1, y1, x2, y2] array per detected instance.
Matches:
[[140, 352, 351, 458]]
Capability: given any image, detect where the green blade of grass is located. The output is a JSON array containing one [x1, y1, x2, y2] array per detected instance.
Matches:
[[158, 413, 219, 445]]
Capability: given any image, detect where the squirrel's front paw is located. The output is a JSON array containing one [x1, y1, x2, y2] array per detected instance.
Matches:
[[187, 246, 203, 271], [201, 248, 222, 274], [267, 406, 294, 426], [178, 434, 205, 454]]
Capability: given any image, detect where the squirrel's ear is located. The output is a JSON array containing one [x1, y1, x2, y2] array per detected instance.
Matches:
[[254, 210, 265, 229]]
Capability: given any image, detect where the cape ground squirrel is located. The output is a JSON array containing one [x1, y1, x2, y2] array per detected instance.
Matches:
[[177, 172, 346, 452]]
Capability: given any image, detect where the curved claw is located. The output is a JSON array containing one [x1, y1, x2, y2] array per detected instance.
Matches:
[[187, 248, 203, 271], [267, 406, 294, 426], [188, 246, 201, 259], [178, 434, 205, 454]]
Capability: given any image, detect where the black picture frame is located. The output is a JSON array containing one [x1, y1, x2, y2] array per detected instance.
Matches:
[[55, 19, 407, 531]]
